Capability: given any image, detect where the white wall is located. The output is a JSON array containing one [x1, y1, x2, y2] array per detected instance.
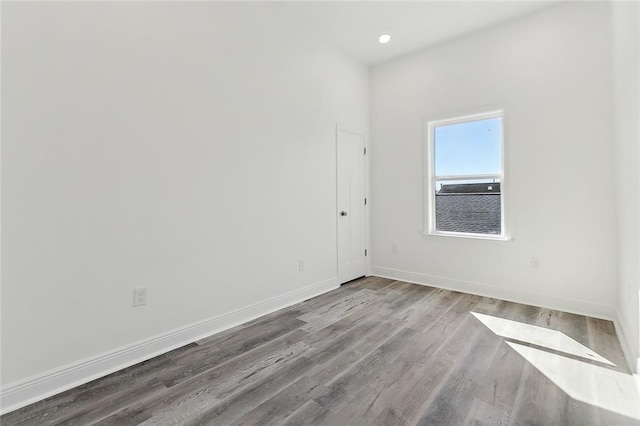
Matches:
[[612, 1, 640, 373], [370, 3, 617, 318], [1, 2, 368, 408]]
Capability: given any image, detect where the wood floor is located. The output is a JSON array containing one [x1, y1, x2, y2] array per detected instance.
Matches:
[[2, 277, 638, 425]]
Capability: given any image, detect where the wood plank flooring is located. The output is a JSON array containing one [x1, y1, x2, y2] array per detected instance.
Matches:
[[2, 277, 638, 425]]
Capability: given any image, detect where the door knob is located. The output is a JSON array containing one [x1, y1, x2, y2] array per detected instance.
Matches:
[[340, 211, 348, 216]]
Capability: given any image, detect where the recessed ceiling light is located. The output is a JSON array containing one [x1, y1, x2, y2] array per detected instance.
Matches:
[[379, 34, 391, 44]]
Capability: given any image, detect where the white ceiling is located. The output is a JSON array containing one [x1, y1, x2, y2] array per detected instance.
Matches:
[[269, 1, 560, 65]]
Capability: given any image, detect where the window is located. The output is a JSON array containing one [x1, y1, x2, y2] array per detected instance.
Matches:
[[425, 111, 506, 239]]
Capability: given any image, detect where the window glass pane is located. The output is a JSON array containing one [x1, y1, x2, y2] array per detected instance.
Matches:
[[434, 117, 502, 176], [435, 178, 502, 235]]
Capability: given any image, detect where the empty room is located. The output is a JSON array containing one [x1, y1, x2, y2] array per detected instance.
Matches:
[[1, 1, 639, 425]]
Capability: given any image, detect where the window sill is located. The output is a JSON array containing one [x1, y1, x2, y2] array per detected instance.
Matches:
[[422, 231, 513, 242]]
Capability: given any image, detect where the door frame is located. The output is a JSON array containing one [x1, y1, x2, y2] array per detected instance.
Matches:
[[335, 124, 370, 284]]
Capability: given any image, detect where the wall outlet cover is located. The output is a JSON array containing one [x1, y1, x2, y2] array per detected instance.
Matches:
[[133, 288, 147, 307]]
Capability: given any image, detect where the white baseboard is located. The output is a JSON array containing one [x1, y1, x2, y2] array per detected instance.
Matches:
[[614, 311, 640, 374], [0, 277, 338, 415], [371, 266, 617, 321]]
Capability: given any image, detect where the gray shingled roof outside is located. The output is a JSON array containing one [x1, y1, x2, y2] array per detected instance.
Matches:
[[435, 183, 501, 235]]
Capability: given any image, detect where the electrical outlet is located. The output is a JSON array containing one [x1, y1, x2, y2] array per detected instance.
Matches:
[[133, 288, 147, 307], [298, 259, 304, 272], [530, 257, 540, 270]]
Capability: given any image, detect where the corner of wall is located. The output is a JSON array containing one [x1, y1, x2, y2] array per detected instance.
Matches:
[[615, 310, 640, 374]]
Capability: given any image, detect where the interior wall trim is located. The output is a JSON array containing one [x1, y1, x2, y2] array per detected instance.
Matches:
[[614, 310, 640, 374], [371, 266, 616, 321], [0, 277, 339, 415]]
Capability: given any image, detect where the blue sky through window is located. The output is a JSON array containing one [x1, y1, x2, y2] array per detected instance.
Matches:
[[434, 117, 502, 176]]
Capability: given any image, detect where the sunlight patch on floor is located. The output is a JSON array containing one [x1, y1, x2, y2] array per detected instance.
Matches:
[[507, 341, 640, 420], [471, 312, 640, 421], [471, 312, 615, 366]]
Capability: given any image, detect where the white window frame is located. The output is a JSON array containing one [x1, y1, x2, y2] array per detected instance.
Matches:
[[424, 110, 507, 240]]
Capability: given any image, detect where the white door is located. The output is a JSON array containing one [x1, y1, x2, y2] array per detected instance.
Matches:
[[337, 128, 366, 284]]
